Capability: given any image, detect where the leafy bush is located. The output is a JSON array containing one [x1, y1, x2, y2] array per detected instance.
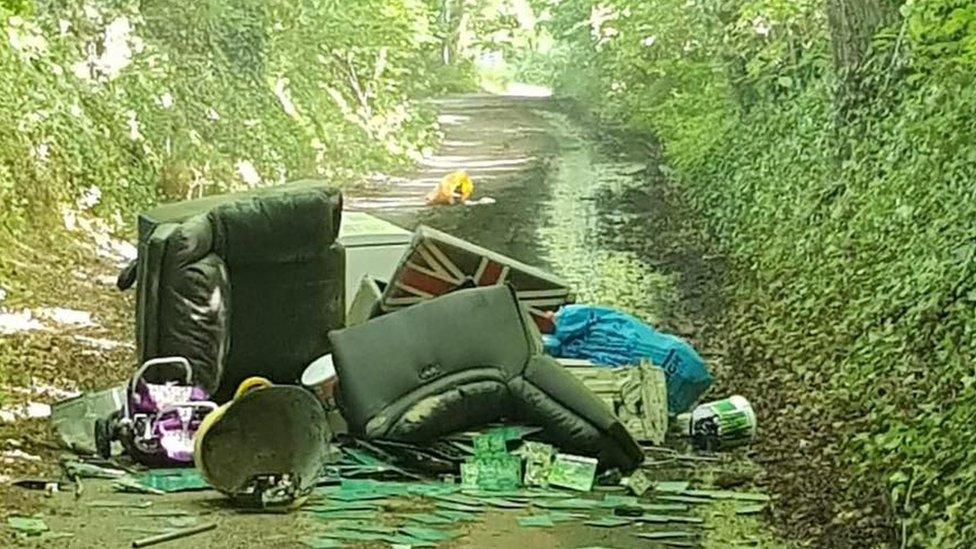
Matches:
[[527, 0, 976, 545], [0, 0, 455, 238]]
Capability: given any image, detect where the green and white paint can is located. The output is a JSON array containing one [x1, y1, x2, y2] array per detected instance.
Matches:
[[687, 395, 756, 450]]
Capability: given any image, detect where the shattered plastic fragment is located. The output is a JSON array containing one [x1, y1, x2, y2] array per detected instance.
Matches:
[[400, 526, 461, 542], [584, 516, 633, 528], [635, 531, 696, 540], [8, 516, 48, 535], [404, 513, 453, 525], [682, 489, 770, 502]]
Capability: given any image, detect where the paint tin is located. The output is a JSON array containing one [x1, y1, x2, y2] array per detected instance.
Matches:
[[688, 395, 756, 450], [300, 354, 338, 410]]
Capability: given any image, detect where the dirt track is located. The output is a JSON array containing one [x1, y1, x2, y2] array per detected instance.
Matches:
[[0, 94, 787, 548]]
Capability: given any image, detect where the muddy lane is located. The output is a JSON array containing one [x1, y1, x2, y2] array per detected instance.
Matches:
[[350, 94, 681, 327]]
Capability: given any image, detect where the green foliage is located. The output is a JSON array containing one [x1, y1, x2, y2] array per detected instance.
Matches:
[[0, 0, 455, 237], [527, 0, 976, 545]]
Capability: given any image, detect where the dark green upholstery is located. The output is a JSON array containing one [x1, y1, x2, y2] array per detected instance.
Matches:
[[329, 285, 644, 471], [135, 181, 344, 402]]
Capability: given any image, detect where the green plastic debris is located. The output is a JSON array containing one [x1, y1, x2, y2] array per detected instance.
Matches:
[[640, 503, 690, 513], [533, 497, 601, 510], [635, 531, 696, 540], [8, 516, 48, 535], [400, 526, 461, 542], [635, 514, 704, 524], [435, 501, 484, 513], [656, 495, 713, 505], [547, 454, 597, 492], [584, 517, 632, 528], [434, 510, 480, 523], [547, 511, 588, 522], [736, 503, 768, 515], [328, 521, 399, 535], [136, 469, 210, 493], [383, 534, 438, 547], [39, 532, 75, 541], [517, 515, 555, 528], [600, 495, 638, 508], [432, 494, 485, 507], [404, 513, 453, 526], [682, 489, 770, 502], [480, 497, 528, 509], [113, 478, 166, 495]]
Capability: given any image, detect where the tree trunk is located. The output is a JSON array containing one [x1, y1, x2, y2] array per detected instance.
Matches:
[[826, 0, 899, 117]]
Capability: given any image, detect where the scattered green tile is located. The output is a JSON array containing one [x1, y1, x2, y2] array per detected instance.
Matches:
[[600, 495, 638, 508], [735, 503, 768, 515], [655, 495, 714, 505], [640, 503, 691, 513], [518, 515, 555, 528], [8, 517, 48, 535], [480, 497, 527, 509], [635, 531, 696, 540], [682, 489, 770, 503], [434, 510, 480, 523], [136, 469, 210, 492], [328, 521, 399, 535], [435, 501, 484, 513], [306, 502, 381, 513], [584, 516, 633, 528], [547, 511, 588, 522], [533, 497, 601, 510], [329, 491, 390, 502], [460, 489, 528, 500], [400, 526, 461, 542], [403, 513, 453, 526], [383, 534, 438, 547], [635, 514, 704, 524], [38, 532, 74, 541], [432, 493, 485, 507]]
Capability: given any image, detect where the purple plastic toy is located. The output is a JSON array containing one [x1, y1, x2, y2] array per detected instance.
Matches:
[[95, 357, 216, 466]]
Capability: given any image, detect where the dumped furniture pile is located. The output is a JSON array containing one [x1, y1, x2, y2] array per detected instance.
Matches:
[[26, 181, 763, 546]]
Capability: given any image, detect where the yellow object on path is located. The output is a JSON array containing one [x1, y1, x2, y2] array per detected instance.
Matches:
[[426, 170, 474, 205]]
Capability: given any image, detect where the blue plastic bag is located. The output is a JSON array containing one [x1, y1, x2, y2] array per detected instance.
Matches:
[[545, 305, 712, 414]]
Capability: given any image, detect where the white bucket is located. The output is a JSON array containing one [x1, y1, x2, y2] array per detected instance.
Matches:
[[688, 395, 756, 450], [301, 354, 338, 410]]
